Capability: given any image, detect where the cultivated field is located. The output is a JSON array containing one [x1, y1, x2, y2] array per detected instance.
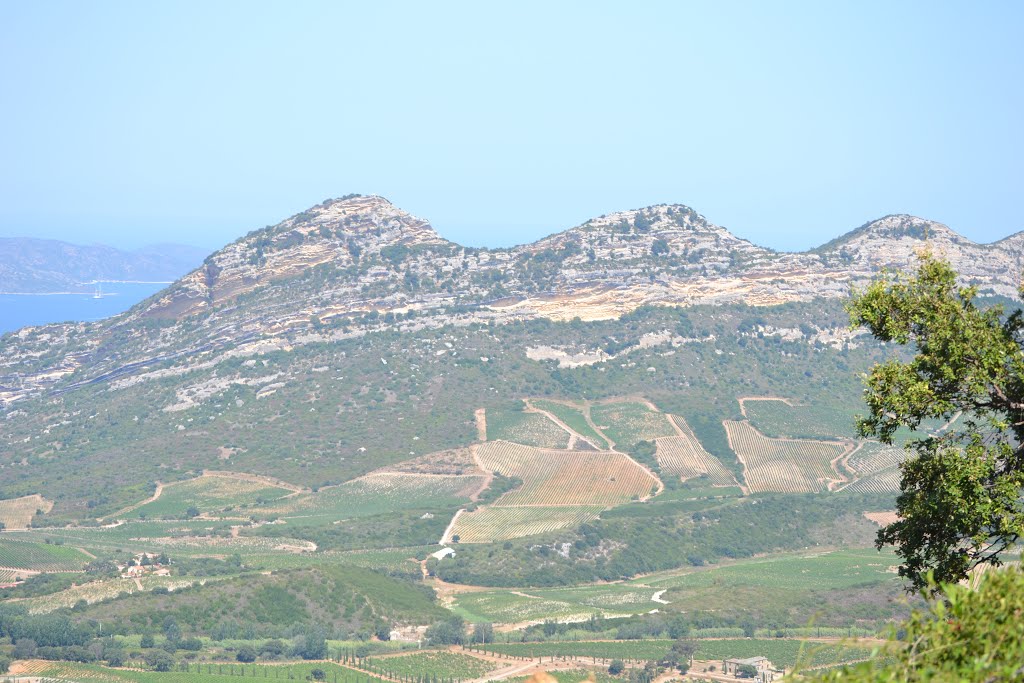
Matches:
[[741, 397, 858, 440], [864, 511, 899, 527], [365, 651, 497, 679], [16, 575, 204, 613], [263, 472, 488, 521], [130, 475, 294, 519], [16, 660, 389, 683], [0, 493, 52, 529], [530, 400, 610, 450], [655, 417, 736, 486], [840, 442, 906, 493], [454, 582, 666, 623], [475, 441, 658, 507], [0, 537, 91, 571], [486, 408, 572, 449], [0, 568, 26, 584], [725, 420, 849, 493], [645, 547, 898, 593], [841, 468, 901, 493], [447, 505, 604, 543], [590, 400, 677, 449]]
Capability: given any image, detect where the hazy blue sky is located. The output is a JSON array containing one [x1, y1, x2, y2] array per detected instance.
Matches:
[[1, 2, 1021, 252]]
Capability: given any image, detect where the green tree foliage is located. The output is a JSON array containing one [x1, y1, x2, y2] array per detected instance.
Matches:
[[849, 252, 1024, 589], [471, 622, 494, 644], [814, 567, 1024, 681], [425, 616, 465, 645], [236, 646, 257, 663], [736, 664, 758, 678], [145, 650, 174, 672]]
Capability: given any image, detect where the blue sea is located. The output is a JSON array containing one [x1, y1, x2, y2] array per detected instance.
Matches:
[[0, 282, 168, 335]]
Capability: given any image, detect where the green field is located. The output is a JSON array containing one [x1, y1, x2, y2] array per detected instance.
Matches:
[[743, 399, 857, 440], [487, 408, 571, 448], [531, 400, 610, 450], [590, 401, 676, 450], [0, 537, 91, 570], [451, 548, 901, 625], [645, 548, 897, 591], [452, 583, 654, 623], [257, 473, 483, 526], [22, 660, 388, 683], [131, 476, 294, 519], [366, 651, 497, 679]]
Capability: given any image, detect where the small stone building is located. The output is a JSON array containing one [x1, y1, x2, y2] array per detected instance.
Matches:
[[722, 656, 783, 682]]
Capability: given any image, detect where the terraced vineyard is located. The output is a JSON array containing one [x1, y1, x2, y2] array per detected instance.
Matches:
[[725, 420, 849, 493], [842, 467, 901, 493], [656, 417, 736, 485], [448, 505, 603, 543], [0, 493, 52, 529], [130, 475, 294, 519], [486, 407, 571, 448], [0, 567, 26, 584], [840, 442, 906, 493], [0, 537, 91, 571], [365, 651, 496, 679], [475, 441, 657, 507], [530, 400, 610, 449], [590, 400, 676, 449]]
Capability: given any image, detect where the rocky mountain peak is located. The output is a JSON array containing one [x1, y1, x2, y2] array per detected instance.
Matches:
[[137, 194, 447, 318], [817, 214, 968, 255], [854, 214, 965, 244], [274, 194, 445, 247]]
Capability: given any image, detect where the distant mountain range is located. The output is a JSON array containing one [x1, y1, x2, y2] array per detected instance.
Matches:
[[0, 237, 207, 293], [2, 194, 1022, 409]]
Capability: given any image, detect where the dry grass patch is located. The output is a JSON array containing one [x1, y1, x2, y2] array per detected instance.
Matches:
[[0, 494, 52, 529], [381, 448, 482, 475], [476, 441, 657, 506], [449, 506, 604, 543]]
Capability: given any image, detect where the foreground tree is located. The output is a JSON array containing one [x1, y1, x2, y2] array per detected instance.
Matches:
[[848, 252, 1024, 590], [814, 567, 1024, 681]]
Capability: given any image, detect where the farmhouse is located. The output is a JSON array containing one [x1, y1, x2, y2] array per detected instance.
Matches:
[[118, 553, 170, 578], [431, 547, 456, 560], [722, 656, 783, 682]]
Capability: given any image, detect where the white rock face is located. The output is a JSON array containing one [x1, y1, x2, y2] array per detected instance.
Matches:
[[1, 196, 1021, 406]]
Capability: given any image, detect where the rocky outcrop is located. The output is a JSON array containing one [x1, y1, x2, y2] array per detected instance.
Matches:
[[1, 196, 1021, 406]]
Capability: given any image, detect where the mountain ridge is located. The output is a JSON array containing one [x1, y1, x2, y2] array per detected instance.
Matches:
[[1, 195, 1022, 411]]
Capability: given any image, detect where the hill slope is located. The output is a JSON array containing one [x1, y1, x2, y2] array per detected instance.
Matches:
[[0, 238, 206, 293], [0, 196, 1020, 517]]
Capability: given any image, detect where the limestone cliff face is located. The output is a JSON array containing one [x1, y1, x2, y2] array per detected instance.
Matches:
[[815, 215, 1024, 299], [1, 196, 1021, 406], [140, 195, 448, 318]]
